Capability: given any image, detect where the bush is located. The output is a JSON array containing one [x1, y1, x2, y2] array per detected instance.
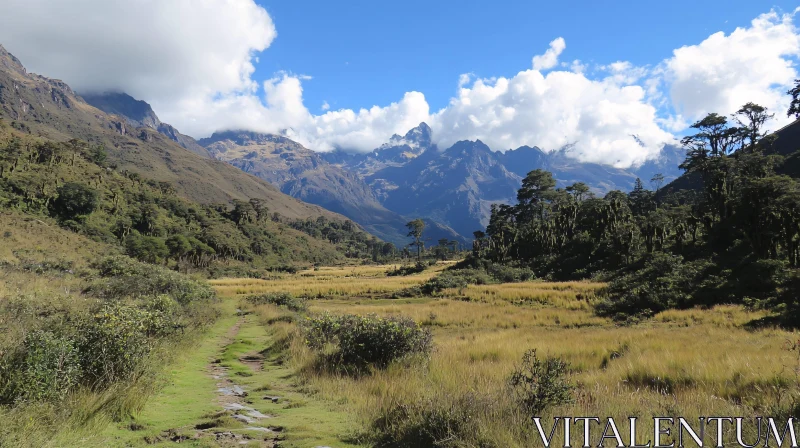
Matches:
[[0, 331, 81, 403], [89, 256, 214, 304], [369, 392, 499, 448], [453, 256, 536, 283], [247, 292, 307, 312], [508, 349, 574, 416], [419, 269, 492, 295], [76, 302, 159, 387], [387, 262, 427, 277], [595, 254, 718, 319], [125, 234, 169, 264], [302, 313, 432, 369]]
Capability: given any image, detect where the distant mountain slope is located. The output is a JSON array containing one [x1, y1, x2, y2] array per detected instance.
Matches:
[[80, 91, 212, 158], [370, 140, 521, 238], [200, 130, 464, 246], [329, 124, 685, 238], [0, 44, 344, 222], [498, 144, 685, 192]]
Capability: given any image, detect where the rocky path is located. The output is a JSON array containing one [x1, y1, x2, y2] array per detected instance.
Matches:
[[101, 305, 357, 447]]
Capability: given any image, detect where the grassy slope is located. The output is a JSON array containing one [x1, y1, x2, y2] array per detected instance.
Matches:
[[0, 44, 347, 222]]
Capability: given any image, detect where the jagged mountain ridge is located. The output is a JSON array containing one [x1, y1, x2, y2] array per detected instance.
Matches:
[[368, 139, 521, 238], [80, 91, 212, 158], [323, 123, 684, 239], [199, 129, 464, 247]]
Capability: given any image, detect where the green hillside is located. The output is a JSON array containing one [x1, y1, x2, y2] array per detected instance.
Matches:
[[0, 45, 348, 221]]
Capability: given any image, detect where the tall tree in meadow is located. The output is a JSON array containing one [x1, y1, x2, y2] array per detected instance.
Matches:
[[406, 219, 425, 262]]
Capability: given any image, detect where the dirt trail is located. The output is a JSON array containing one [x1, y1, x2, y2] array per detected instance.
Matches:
[[196, 316, 283, 447], [107, 305, 355, 448]]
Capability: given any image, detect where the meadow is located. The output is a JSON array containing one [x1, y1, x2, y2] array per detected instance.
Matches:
[[212, 263, 800, 447]]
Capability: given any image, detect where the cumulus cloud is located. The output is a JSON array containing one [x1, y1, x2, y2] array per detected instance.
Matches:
[[665, 10, 800, 128], [532, 37, 567, 71], [288, 91, 431, 152], [1, 2, 798, 167], [432, 69, 673, 167], [0, 0, 276, 136]]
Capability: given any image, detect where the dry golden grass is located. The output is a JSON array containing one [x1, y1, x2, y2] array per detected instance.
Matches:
[[210, 262, 452, 298], [223, 265, 800, 446]]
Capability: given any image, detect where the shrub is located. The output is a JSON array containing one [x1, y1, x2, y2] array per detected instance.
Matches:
[[76, 302, 158, 387], [369, 392, 499, 448], [419, 269, 492, 295], [595, 254, 718, 319], [125, 234, 170, 264], [89, 256, 214, 304], [0, 330, 81, 403], [453, 256, 536, 283], [247, 292, 307, 312], [387, 262, 427, 277], [486, 264, 535, 283], [508, 349, 574, 416], [302, 313, 432, 369]]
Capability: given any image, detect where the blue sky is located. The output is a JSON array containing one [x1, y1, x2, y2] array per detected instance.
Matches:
[[1, 0, 799, 166], [254, 0, 800, 112]]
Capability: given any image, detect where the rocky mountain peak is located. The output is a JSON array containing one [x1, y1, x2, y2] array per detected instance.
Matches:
[[403, 122, 432, 146], [199, 130, 298, 148], [81, 91, 162, 129], [0, 45, 27, 76]]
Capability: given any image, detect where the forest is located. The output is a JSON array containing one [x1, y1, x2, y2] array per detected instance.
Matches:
[[470, 98, 800, 325]]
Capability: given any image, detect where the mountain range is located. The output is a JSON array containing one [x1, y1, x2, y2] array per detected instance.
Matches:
[[79, 88, 686, 243], [1, 42, 686, 246]]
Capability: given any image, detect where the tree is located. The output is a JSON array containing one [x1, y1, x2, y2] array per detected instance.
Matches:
[[734, 103, 773, 150], [566, 182, 590, 201], [166, 234, 192, 261], [249, 198, 269, 223], [230, 200, 255, 225], [435, 238, 450, 260], [50, 182, 98, 221], [650, 173, 665, 195], [787, 79, 800, 119], [473, 230, 486, 258], [517, 169, 557, 219], [406, 219, 425, 262], [125, 234, 169, 264], [629, 178, 652, 216]]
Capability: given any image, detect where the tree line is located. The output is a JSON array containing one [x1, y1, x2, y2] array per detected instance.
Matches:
[[474, 99, 800, 325]]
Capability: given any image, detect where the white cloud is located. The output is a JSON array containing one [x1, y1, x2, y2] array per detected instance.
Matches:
[[0, 0, 276, 136], [432, 69, 673, 167], [1, 3, 798, 167], [532, 37, 567, 71], [321, 101, 330, 111], [665, 10, 800, 128], [289, 91, 431, 152]]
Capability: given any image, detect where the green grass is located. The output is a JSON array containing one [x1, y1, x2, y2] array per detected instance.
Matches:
[[97, 311, 239, 446], [97, 298, 362, 447]]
